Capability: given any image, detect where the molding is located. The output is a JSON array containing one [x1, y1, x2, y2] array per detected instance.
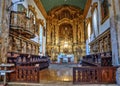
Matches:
[[83, 0, 92, 19], [36, 18, 44, 26], [10, 33, 40, 46], [28, 5, 37, 16], [34, 0, 47, 19], [58, 18, 73, 25]]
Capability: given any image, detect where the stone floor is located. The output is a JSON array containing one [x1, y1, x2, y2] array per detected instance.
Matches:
[[40, 63, 77, 83], [1, 64, 118, 86]]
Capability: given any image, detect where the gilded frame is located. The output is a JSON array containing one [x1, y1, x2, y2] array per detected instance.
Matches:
[[101, 0, 109, 24]]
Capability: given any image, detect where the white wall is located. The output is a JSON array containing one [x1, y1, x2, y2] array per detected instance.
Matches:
[[86, 39, 90, 55], [86, 0, 110, 42]]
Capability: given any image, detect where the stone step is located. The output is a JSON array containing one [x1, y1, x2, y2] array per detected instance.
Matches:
[[8, 82, 117, 86]]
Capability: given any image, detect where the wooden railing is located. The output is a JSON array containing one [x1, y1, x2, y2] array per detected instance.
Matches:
[[73, 66, 116, 84], [16, 66, 39, 83], [9, 66, 39, 83]]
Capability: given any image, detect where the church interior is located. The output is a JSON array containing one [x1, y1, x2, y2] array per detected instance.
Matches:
[[0, 0, 120, 86]]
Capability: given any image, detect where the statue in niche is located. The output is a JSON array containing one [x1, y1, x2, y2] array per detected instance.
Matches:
[[64, 27, 68, 39], [63, 48, 69, 54]]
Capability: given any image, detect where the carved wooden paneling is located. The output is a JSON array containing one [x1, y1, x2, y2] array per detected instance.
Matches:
[[10, 11, 36, 39], [82, 51, 112, 66], [7, 52, 50, 82], [10, 11, 26, 29], [73, 67, 116, 84], [15, 66, 39, 83], [9, 34, 39, 55], [89, 29, 111, 53]]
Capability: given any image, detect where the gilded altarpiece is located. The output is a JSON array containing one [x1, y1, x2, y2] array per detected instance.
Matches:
[[46, 5, 86, 62]]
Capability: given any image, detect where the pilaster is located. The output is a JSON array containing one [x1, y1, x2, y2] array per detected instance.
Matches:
[[0, 0, 11, 63]]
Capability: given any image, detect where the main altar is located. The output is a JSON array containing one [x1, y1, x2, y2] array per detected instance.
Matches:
[[57, 53, 74, 63], [46, 5, 86, 63]]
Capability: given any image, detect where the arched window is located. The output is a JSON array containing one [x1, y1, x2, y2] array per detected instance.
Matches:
[[39, 25, 43, 54], [88, 22, 91, 42], [86, 18, 91, 55], [17, 4, 26, 12], [91, 3, 99, 37]]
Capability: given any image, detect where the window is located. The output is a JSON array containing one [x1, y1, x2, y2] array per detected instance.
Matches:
[[17, 4, 25, 12], [88, 22, 91, 42], [39, 25, 43, 54], [92, 3, 99, 37]]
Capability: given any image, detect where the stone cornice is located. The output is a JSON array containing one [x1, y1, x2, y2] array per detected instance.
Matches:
[[34, 0, 47, 19]]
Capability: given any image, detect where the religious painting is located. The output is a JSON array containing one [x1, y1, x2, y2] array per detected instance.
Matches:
[[59, 24, 73, 43], [101, 0, 109, 24]]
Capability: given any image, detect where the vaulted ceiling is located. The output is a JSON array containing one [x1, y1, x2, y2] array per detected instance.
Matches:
[[40, 0, 87, 13]]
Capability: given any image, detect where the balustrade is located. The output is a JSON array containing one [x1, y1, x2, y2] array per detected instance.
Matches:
[[15, 66, 39, 83], [73, 67, 116, 84]]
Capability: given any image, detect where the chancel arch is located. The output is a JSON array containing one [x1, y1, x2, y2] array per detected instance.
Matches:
[[46, 5, 86, 63]]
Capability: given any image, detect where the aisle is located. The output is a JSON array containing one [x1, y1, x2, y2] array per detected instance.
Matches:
[[39, 63, 78, 84]]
